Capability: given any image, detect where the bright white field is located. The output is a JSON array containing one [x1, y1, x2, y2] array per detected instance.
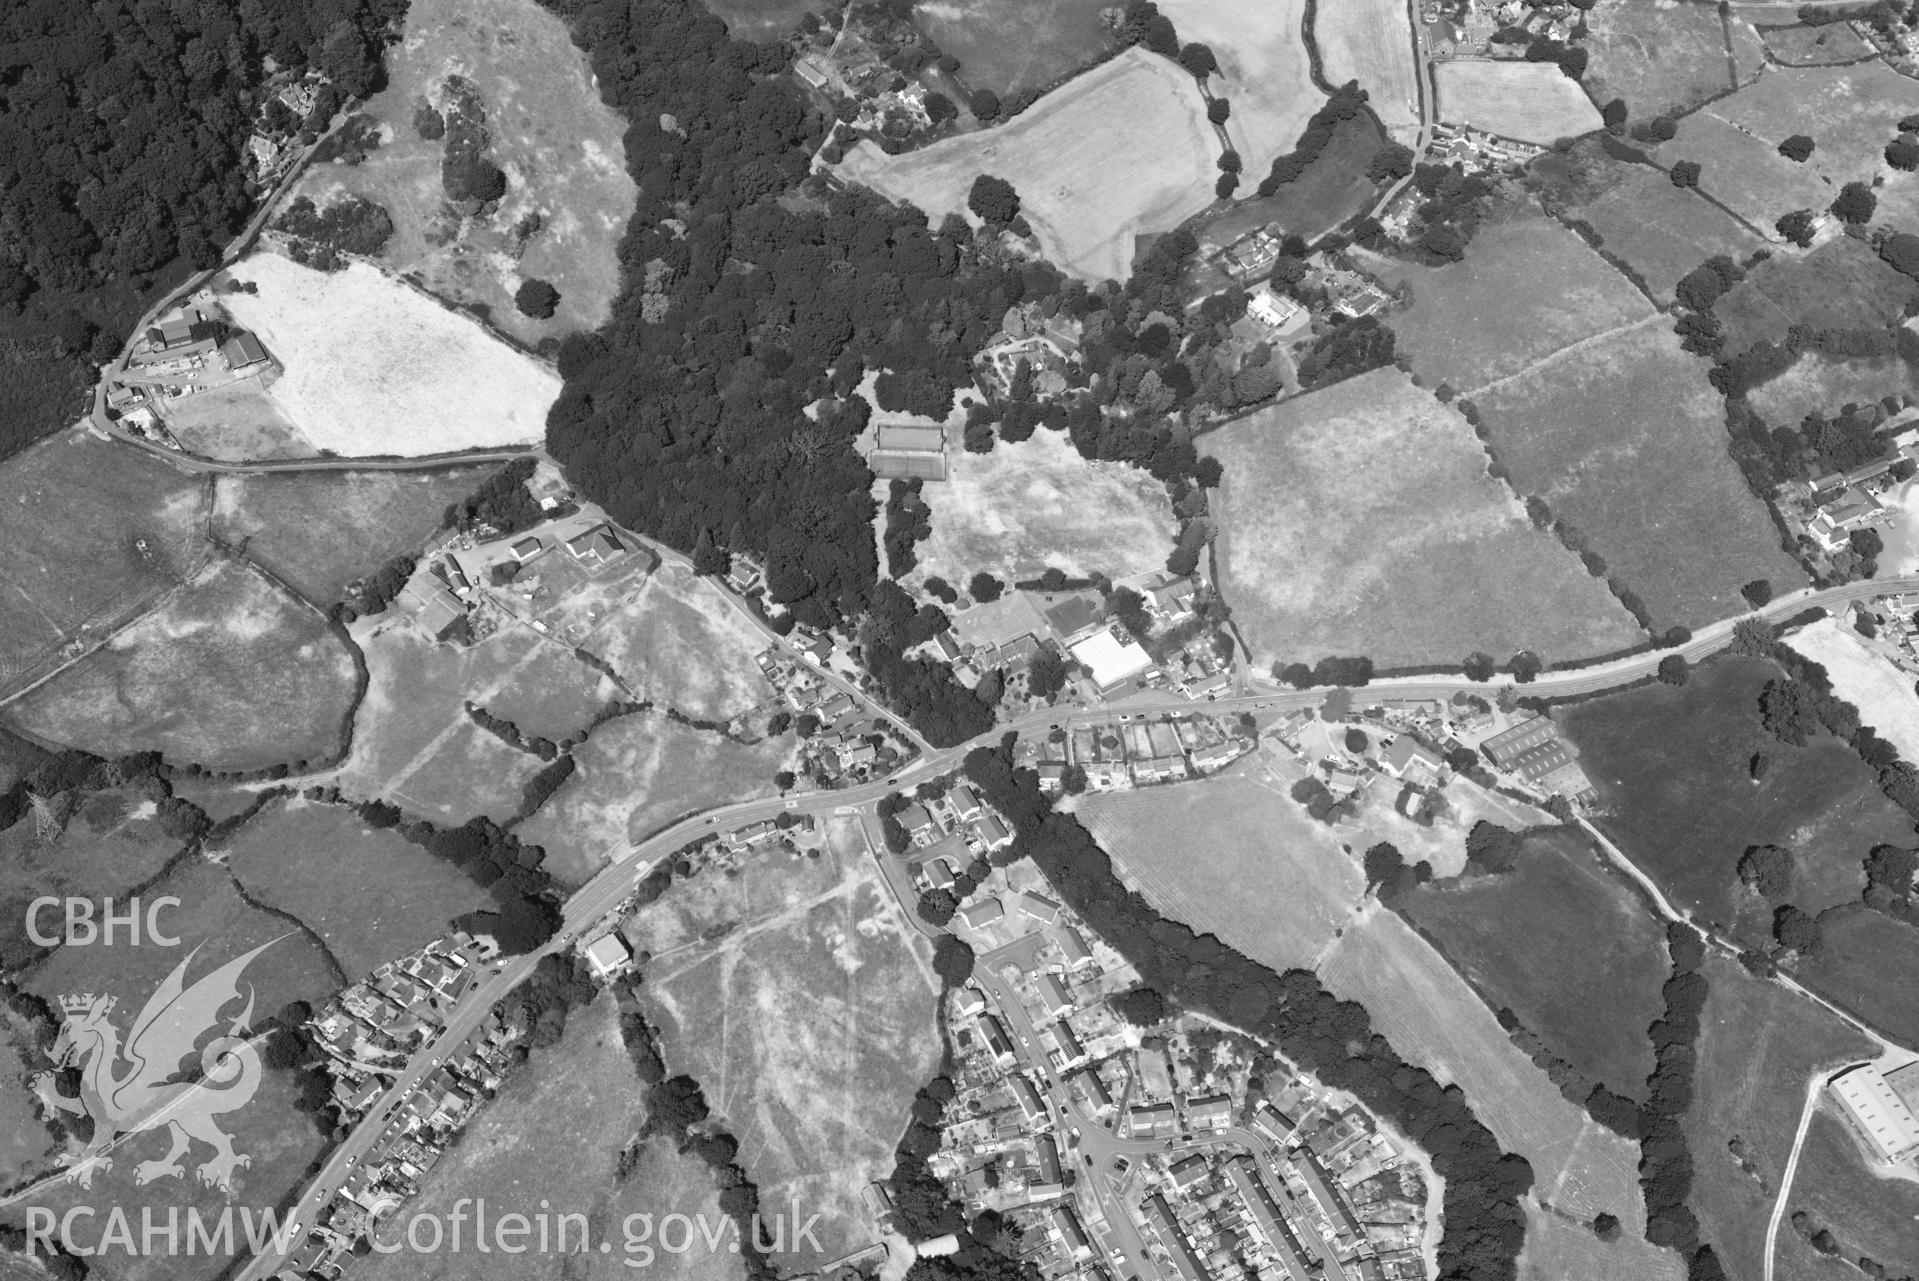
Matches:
[[1787, 618, 1919, 765], [1436, 61, 1602, 145], [836, 48, 1217, 282], [1158, 0, 1324, 174], [1316, 0, 1421, 136], [220, 253, 559, 456], [909, 428, 1177, 584]]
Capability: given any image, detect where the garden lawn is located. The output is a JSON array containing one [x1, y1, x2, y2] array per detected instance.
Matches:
[[1472, 319, 1804, 629], [1398, 827, 1668, 1099], [1561, 654, 1913, 938], [1203, 366, 1641, 669], [4, 558, 358, 771]]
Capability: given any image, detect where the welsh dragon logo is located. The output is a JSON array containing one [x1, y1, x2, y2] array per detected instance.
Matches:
[[34, 939, 280, 1192]]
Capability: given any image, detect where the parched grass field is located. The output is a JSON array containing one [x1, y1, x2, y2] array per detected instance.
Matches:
[[1800, 905, 1919, 1047], [634, 837, 941, 1266], [1562, 655, 1914, 937], [1786, 618, 1919, 766], [1433, 61, 1601, 145], [1319, 909, 1651, 1227], [1399, 828, 1668, 1100], [1785, 1106, 1919, 1278], [212, 466, 490, 608], [836, 48, 1218, 282], [156, 373, 315, 461], [1516, 1206, 1685, 1281], [1160, 0, 1325, 172], [293, 0, 638, 344], [1582, 0, 1740, 120], [1760, 20, 1876, 64], [1717, 235, 1919, 354], [1075, 771, 1366, 974], [1685, 953, 1877, 1281], [225, 797, 492, 980], [1203, 367, 1641, 669], [1314, 0, 1421, 137], [482, 647, 621, 742], [1472, 318, 1803, 628], [1747, 354, 1917, 426], [220, 254, 559, 456], [0, 430, 208, 697], [354, 991, 744, 1281], [1546, 145, 1762, 305], [586, 567, 777, 722], [0, 789, 188, 968], [910, 0, 1120, 102], [701, 0, 817, 41], [909, 427, 1177, 586], [4, 558, 358, 771], [520, 713, 789, 887], [1360, 217, 1654, 390]]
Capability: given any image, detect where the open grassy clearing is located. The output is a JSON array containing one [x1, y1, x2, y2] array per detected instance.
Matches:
[[1433, 61, 1602, 145], [519, 713, 789, 887], [1314, 0, 1420, 137], [635, 841, 940, 1265], [1158, 0, 1324, 174], [1543, 144, 1763, 305], [338, 621, 570, 823], [4, 558, 357, 771], [1203, 366, 1640, 669], [0, 789, 187, 968], [292, 0, 638, 344], [1685, 952, 1877, 1281], [586, 567, 777, 722], [1716, 235, 1919, 355], [226, 797, 492, 980], [481, 646, 620, 741], [1516, 1206, 1685, 1281], [1473, 319, 1802, 629], [354, 991, 744, 1281], [1800, 906, 1919, 1046], [1749, 354, 1917, 425], [0, 430, 208, 696], [1562, 655, 1913, 935], [212, 466, 489, 608], [1074, 771, 1366, 973], [1399, 828, 1667, 1100], [1582, 0, 1739, 120], [220, 254, 558, 456], [908, 427, 1176, 586], [1318, 908, 1651, 1225], [1786, 1107, 1919, 1278], [1787, 618, 1919, 765], [836, 48, 1217, 283], [1760, 20, 1875, 64], [702, 0, 816, 41], [910, 0, 1120, 101], [1361, 216, 1653, 390], [1651, 108, 1831, 235], [155, 373, 314, 461]]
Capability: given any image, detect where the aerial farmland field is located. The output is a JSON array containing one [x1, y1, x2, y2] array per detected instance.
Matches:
[[908, 428, 1177, 586], [1784, 1106, 1919, 1278], [1313, 0, 1421, 138], [3, 557, 359, 771], [1747, 354, 1916, 427], [1786, 618, 1919, 766], [586, 566, 778, 721], [1582, 0, 1741, 120], [1434, 61, 1601, 145], [1714, 235, 1919, 353], [910, 0, 1119, 101], [1759, 20, 1875, 65], [1160, 0, 1324, 172], [701, 0, 818, 41], [1472, 318, 1803, 628], [219, 253, 560, 456], [1202, 367, 1641, 669], [1800, 906, 1919, 1047], [835, 47, 1218, 282], [1516, 1207, 1685, 1281], [0, 430, 209, 697], [634, 834, 941, 1265], [291, 0, 639, 344]]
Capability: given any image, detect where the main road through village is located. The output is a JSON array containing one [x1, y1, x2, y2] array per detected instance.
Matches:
[[224, 567, 1919, 1279]]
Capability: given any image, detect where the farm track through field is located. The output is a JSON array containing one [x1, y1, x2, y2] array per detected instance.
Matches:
[[373, 627, 564, 802], [1461, 311, 1666, 400]]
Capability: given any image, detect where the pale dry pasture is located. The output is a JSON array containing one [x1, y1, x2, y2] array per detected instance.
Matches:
[[835, 48, 1217, 282], [1435, 61, 1602, 145], [1314, 0, 1422, 137], [907, 428, 1177, 585], [220, 253, 559, 456], [586, 565, 777, 721], [1786, 618, 1919, 766], [1158, 0, 1325, 171]]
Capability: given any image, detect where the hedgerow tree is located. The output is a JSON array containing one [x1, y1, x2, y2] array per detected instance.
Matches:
[[1778, 134, 1816, 162], [1178, 42, 1217, 78], [1738, 844, 1794, 900], [514, 277, 560, 318], [1888, 134, 1919, 171], [967, 173, 1021, 225], [1669, 160, 1702, 188], [1777, 209, 1816, 248], [1657, 654, 1689, 685], [1208, 97, 1231, 124], [1832, 181, 1877, 224]]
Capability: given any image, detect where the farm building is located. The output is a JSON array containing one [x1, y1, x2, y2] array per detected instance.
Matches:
[[399, 577, 465, 640], [563, 524, 627, 565], [508, 535, 544, 561], [1889, 1060, 1919, 1112], [1037, 970, 1073, 1016], [1807, 486, 1890, 552], [220, 331, 270, 371], [1480, 714, 1596, 800], [1247, 284, 1304, 331], [869, 423, 948, 481], [1070, 627, 1154, 690], [1829, 1064, 1919, 1163], [1055, 925, 1094, 968]]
